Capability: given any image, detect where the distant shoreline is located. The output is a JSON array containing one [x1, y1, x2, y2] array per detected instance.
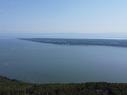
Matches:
[[20, 38, 127, 48]]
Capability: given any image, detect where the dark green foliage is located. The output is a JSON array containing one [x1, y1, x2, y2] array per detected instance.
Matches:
[[1, 76, 127, 95]]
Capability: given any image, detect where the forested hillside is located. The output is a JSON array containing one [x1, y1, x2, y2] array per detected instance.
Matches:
[[1, 76, 127, 95]]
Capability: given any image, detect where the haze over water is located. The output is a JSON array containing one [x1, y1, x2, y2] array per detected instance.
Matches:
[[0, 33, 127, 83], [1, 0, 127, 83]]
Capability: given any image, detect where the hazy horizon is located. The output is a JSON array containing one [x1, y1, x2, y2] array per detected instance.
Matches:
[[1, 32, 127, 39], [1, 0, 127, 34]]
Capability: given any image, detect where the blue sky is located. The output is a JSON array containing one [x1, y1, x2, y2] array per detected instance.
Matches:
[[0, 0, 127, 34]]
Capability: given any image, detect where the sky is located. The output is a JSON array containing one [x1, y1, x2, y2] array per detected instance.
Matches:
[[0, 0, 127, 34]]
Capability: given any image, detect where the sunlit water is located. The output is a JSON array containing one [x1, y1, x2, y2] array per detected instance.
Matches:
[[0, 38, 127, 83]]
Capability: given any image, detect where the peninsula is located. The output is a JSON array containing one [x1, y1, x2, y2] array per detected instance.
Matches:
[[20, 38, 127, 47]]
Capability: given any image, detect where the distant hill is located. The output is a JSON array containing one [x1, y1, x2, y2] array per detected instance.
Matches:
[[1, 75, 127, 95], [20, 38, 127, 47]]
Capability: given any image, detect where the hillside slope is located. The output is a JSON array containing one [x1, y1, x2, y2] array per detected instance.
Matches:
[[0, 75, 127, 95]]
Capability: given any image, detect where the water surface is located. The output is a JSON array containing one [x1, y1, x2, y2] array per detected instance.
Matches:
[[0, 38, 127, 83]]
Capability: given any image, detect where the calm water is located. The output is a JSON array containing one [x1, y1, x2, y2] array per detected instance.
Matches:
[[0, 38, 127, 83]]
